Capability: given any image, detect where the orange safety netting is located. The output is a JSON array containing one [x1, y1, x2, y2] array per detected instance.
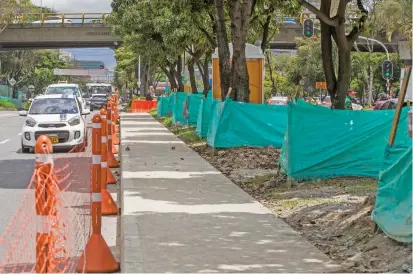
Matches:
[[0, 131, 92, 273]]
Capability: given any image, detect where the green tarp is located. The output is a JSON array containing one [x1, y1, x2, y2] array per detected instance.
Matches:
[[172, 92, 190, 124], [188, 94, 203, 126], [372, 144, 412, 243], [196, 92, 213, 138], [280, 99, 410, 181], [157, 96, 169, 117], [207, 97, 288, 148], [167, 93, 175, 116]]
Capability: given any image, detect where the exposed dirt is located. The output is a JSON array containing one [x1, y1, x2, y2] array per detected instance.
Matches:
[[190, 143, 412, 273]]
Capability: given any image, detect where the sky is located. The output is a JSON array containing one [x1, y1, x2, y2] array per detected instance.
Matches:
[[31, 0, 116, 70]]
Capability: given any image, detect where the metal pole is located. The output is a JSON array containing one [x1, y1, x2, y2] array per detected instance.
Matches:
[[138, 55, 141, 87], [357, 36, 389, 61]]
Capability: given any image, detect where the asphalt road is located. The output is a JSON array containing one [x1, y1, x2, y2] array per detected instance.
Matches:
[[0, 110, 95, 268]]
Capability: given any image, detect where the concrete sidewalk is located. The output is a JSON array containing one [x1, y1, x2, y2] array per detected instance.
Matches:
[[119, 113, 340, 273]]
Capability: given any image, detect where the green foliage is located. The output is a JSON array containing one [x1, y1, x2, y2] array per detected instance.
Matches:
[[163, 117, 173, 128], [21, 100, 31, 110], [372, 0, 412, 45], [0, 100, 17, 110], [172, 127, 204, 144]]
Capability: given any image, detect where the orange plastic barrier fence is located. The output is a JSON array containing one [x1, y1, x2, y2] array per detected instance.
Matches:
[[130, 100, 157, 113], [0, 133, 91, 273], [0, 99, 122, 272]]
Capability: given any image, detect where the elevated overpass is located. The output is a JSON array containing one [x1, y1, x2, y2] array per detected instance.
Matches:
[[0, 13, 401, 52]]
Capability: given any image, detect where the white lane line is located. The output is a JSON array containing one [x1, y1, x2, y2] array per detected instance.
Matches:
[[0, 139, 10, 144], [17, 132, 22, 136]]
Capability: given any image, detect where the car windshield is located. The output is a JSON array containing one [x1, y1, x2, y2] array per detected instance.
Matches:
[[46, 86, 77, 95], [92, 95, 107, 100], [90, 86, 110, 94], [29, 98, 79, 114]]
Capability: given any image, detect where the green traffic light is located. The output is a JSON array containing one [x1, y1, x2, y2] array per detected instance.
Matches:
[[305, 31, 312, 36]]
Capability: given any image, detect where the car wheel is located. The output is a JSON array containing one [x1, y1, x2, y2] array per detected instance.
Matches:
[[21, 142, 30, 153]]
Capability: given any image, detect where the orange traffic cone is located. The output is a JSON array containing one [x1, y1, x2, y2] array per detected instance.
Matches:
[[107, 168, 117, 184], [102, 189, 118, 215], [108, 151, 119, 168], [76, 113, 119, 273], [112, 142, 118, 154], [112, 133, 120, 145], [77, 234, 119, 273], [114, 123, 120, 133]]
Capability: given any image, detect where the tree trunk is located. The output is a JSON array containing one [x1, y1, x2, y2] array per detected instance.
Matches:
[[333, 48, 351, 109], [367, 64, 373, 105], [175, 56, 185, 92], [140, 62, 148, 97], [188, 61, 198, 94], [319, 0, 337, 101], [265, 50, 276, 96], [197, 54, 211, 96], [260, 14, 272, 53], [164, 64, 178, 90], [214, 0, 232, 100], [229, 0, 252, 102]]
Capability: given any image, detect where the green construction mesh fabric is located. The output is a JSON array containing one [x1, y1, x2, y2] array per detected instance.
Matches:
[[196, 92, 213, 138], [280, 99, 410, 181], [372, 144, 412, 243], [206, 97, 288, 148], [188, 94, 203, 126], [207, 99, 224, 146], [167, 93, 175, 116], [172, 92, 189, 124], [157, 96, 169, 117]]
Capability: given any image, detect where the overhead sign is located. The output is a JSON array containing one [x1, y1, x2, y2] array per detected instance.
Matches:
[[316, 82, 327, 89], [53, 69, 111, 76]]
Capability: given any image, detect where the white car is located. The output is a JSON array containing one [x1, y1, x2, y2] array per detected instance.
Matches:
[[19, 94, 90, 153], [45, 83, 87, 112], [32, 16, 73, 24]]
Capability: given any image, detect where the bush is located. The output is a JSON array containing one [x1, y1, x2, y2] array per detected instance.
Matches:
[[163, 117, 173, 128], [0, 100, 17, 110], [22, 101, 31, 110]]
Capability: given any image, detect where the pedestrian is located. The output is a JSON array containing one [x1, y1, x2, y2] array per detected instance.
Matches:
[[345, 90, 357, 110]]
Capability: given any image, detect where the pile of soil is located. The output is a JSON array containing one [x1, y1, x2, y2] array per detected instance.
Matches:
[[190, 143, 412, 273]]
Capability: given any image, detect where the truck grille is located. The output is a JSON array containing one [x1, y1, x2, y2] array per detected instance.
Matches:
[[35, 131, 70, 143], [38, 123, 66, 128]]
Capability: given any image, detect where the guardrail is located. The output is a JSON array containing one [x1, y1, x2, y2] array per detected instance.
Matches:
[[12, 13, 111, 25]]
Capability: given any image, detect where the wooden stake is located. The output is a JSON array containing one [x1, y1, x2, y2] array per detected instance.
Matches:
[[388, 65, 411, 146]]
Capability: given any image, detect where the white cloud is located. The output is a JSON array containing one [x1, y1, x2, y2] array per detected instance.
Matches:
[[31, 0, 112, 13]]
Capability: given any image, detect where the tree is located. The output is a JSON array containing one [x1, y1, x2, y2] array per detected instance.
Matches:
[[296, 0, 369, 109], [374, 0, 412, 46], [0, 50, 72, 98], [0, 0, 31, 34]]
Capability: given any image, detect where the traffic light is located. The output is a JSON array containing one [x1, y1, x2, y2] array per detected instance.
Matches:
[[382, 60, 393, 79], [303, 19, 314, 38]]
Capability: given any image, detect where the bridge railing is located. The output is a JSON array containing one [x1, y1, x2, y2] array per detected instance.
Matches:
[[12, 13, 111, 25]]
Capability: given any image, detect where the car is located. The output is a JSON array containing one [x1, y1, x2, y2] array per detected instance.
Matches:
[[32, 16, 73, 24], [374, 98, 409, 110], [89, 94, 108, 111], [19, 94, 90, 153], [267, 96, 288, 106], [44, 83, 87, 112]]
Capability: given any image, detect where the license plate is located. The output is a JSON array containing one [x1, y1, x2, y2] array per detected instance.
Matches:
[[48, 136, 59, 144]]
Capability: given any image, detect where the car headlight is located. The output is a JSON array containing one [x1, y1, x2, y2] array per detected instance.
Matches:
[[68, 116, 80, 126], [25, 117, 36, 127]]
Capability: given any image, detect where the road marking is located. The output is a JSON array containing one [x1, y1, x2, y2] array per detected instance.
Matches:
[[0, 139, 10, 144], [0, 113, 12, 117], [17, 132, 22, 136]]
